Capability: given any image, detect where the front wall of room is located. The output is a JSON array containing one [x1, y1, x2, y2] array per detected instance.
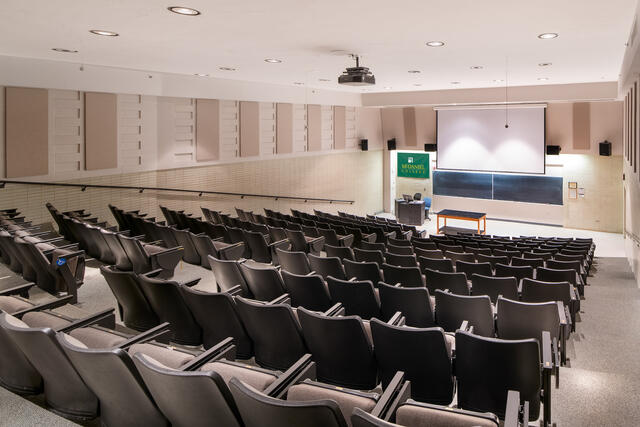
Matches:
[[0, 58, 385, 224], [376, 91, 623, 233]]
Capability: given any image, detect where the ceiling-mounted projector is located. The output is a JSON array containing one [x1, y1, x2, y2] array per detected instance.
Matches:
[[338, 55, 375, 86]]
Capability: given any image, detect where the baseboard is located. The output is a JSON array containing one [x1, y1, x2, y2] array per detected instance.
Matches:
[[487, 217, 563, 228]]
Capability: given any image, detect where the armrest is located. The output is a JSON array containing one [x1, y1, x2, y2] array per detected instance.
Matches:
[[503, 390, 521, 427], [55, 308, 115, 333], [181, 337, 236, 371], [11, 295, 74, 317], [149, 246, 184, 271], [458, 320, 473, 334], [371, 371, 406, 419], [387, 311, 404, 326], [324, 303, 345, 317], [268, 293, 291, 305], [264, 353, 316, 399], [269, 238, 291, 250], [0, 282, 35, 296], [117, 323, 171, 350], [541, 330, 553, 372], [143, 269, 165, 278], [182, 278, 201, 288], [557, 302, 567, 326], [225, 284, 244, 296], [146, 240, 165, 246], [54, 250, 85, 262], [34, 236, 65, 244]]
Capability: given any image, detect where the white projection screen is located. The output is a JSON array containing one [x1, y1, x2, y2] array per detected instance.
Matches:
[[436, 106, 546, 174]]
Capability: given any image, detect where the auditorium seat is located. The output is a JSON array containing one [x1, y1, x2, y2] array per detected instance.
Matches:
[[239, 262, 287, 301], [521, 278, 577, 331], [444, 251, 475, 264], [242, 229, 291, 264], [276, 249, 312, 275], [327, 276, 381, 319], [325, 244, 356, 261], [435, 290, 494, 337], [424, 269, 469, 295], [385, 252, 418, 267], [537, 267, 584, 296], [377, 282, 435, 327], [343, 259, 384, 285], [308, 254, 347, 280], [354, 248, 386, 265], [471, 274, 518, 303], [476, 254, 509, 270], [414, 247, 444, 260], [511, 256, 544, 269], [281, 271, 333, 312], [456, 261, 493, 280], [418, 256, 454, 273], [207, 256, 251, 295], [117, 234, 183, 277], [318, 227, 355, 248], [285, 229, 325, 255], [382, 264, 425, 288], [494, 263, 534, 282]]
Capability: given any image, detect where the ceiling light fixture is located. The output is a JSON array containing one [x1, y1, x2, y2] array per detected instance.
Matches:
[[168, 6, 200, 15], [426, 41, 445, 47], [384, 86, 392, 90], [493, 79, 504, 83], [538, 33, 558, 39], [318, 78, 331, 82], [264, 58, 282, 63], [293, 82, 304, 85], [413, 84, 422, 87], [538, 62, 552, 67], [537, 77, 549, 81], [194, 73, 209, 77], [470, 66, 483, 70], [408, 70, 421, 74], [52, 48, 78, 53], [89, 30, 118, 37], [451, 81, 461, 85], [219, 67, 236, 71]]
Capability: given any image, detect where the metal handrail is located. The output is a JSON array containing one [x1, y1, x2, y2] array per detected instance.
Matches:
[[0, 180, 354, 204]]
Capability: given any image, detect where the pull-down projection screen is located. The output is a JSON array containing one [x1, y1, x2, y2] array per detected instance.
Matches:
[[436, 105, 546, 174]]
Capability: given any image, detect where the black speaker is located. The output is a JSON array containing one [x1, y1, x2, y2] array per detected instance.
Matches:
[[387, 138, 396, 150], [424, 143, 437, 152], [360, 139, 368, 151], [599, 140, 612, 156], [546, 145, 561, 155]]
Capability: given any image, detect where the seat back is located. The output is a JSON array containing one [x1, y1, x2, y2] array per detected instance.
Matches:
[[370, 319, 453, 404], [360, 241, 387, 252], [281, 271, 333, 312], [317, 228, 340, 246], [435, 291, 494, 337], [324, 245, 355, 261], [423, 269, 468, 295], [496, 297, 561, 345], [476, 254, 509, 269], [0, 309, 42, 395], [494, 263, 533, 281], [180, 286, 253, 358], [455, 261, 492, 280], [239, 263, 286, 301], [285, 229, 310, 252], [381, 264, 424, 288], [297, 308, 377, 390], [243, 230, 273, 263], [133, 353, 243, 427], [511, 256, 544, 269], [308, 254, 346, 280], [455, 331, 541, 420], [384, 252, 418, 267], [170, 228, 201, 265], [343, 259, 383, 285], [414, 247, 444, 260], [136, 275, 202, 346], [471, 274, 518, 303], [521, 278, 572, 306], [229, 377, 347, 427], [386, 244, 414, 255], [101, 230, 133, 270], [444, 251, 475, 264], [235, 297, 307, 370], [537, 267, 576, 286], [100, 265, 159, 332], [276, 249, 311, 275], [326, 277, 380, 319], [118, 234, 153, 274], [353, 248, 385, 265], [418, 257, 453, 273], [378, 282, 434, 327]]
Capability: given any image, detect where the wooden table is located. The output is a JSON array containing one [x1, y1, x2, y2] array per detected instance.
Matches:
[[436, 209, 487, 235]]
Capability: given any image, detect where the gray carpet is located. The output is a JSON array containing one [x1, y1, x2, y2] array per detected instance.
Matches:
[[1, 257, 639, 426]]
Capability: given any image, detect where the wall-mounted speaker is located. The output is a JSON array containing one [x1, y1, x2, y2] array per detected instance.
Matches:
[[424, 143, 437, 152], [546, 145, 561, 155], [387, 138, 396, 150], [599, 140, 612, 156], [360, 139, 368, 151]]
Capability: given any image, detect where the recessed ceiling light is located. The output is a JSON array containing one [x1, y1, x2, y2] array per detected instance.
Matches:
[[52, 48, 78, 53], [538, 33, 558, 39], [318, 78, 331, 82], [470, 66, 483, 70], [426, 41, 445, 47], [194, 73, 209, 77], [89, 30, 118, 37], [293, 82, 304, 85], [413, 84, 422, 87], [264, 58, 282, 63], [168, 6, 201, 15], [493, 79, 504, 83], [384, 86, 392, 90], [537, 77, 549, 81], [408, 70, 421, 74], [219, 67, 236, 71], [538, 62, 552, 67], [451, 81, 461, 85]]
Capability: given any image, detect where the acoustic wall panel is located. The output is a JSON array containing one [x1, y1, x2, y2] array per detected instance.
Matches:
[[402, 107, 417, 146], [5, 87, 49, 178], [276, 103, 293, 154], [259, 102, 276, 156], [85, 92, 118, 170], [333, 106, 346, 149], [240, 101, 260, 157], [292, 104, 308, 153], [220, 100, 239, 160], [433, 171, 493, 199], [50, 90, 83, 174], [345, 106, 357, 149], [321, 105, 334, 150], [572, 102, 591, 150], [493, 174, 563, 205], [307, 104, 322, 152], [195, 98, 219, 162]]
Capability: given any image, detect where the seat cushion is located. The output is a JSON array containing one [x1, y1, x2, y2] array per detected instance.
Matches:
[[0, 296, 32, 313], [4, 313, 29, 328], [396, 402, 497, 427], [143, 245, 166, 255], [200, 361, 278, 391], [128, 343, 195, 369], [22, 311, 72, 328], [69, 327, 127, 348], [60, 332, 89, 349], [288, 382, 378, 426], [35, 243, 56, 252]]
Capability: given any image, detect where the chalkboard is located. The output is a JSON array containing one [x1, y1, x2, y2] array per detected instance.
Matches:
[[433, 171, 493, 199], [493, 174, 563, 205]]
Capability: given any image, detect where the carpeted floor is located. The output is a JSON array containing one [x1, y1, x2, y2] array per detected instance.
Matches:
[[1, 256, 639, 426]]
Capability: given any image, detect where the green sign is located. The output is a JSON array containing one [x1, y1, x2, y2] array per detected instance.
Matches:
[[397, 152, 430, 178]]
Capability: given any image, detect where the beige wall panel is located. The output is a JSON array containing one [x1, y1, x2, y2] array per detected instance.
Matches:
[[573, 102, 591, 150], [85, 92, 118, 170], [546, 103, 573, 151], [240, 101, 260, 157], [5, 87, 48, 178], [333, 106, 346, 150], [590, 101, 623, 156], [357, 107, 384, 150], [380, 107, 405, 147], [415, 106, 437, 145], [402, 107, 417, 146], [195, 98, 219, 161], [307, 104, 322, 151], [276, 103, 293, 154]]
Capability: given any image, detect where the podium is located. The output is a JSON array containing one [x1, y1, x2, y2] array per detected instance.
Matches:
[[395, 199, 425, 225]]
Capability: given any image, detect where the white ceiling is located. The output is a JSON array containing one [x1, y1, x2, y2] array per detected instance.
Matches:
[[0, 0, 636, 93]]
